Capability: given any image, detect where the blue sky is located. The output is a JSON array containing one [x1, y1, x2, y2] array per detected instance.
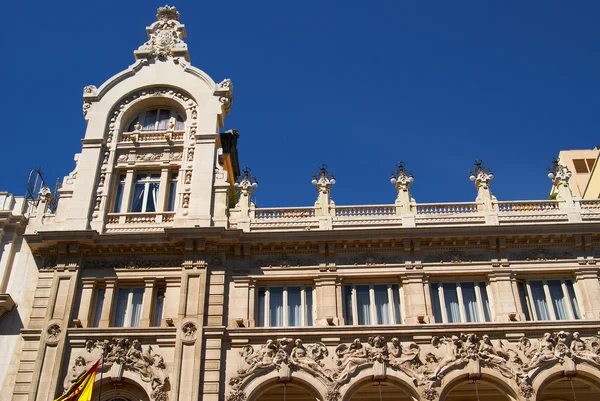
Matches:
[[2, 1, 599, 207]]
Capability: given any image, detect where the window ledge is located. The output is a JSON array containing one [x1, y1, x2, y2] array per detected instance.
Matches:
[[0, 293, 15, 319]]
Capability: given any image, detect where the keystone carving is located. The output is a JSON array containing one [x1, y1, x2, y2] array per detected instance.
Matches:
[[227, 332, 600, 401], [65, 338, 170, 400]]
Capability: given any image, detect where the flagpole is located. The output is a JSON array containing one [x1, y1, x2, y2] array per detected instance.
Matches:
[[97, 349, 105, 401]]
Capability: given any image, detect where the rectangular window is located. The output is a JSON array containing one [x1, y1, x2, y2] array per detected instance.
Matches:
[[112, 175, 126, 213], [343, 283, 403, 325], [430, 282, 492, 323], [257, 286, 314, 327], [91, 288, 105, 327], [153, 287, 165, 327], [130, 173, 160, 213], [520, 279, 582, 321], [113, 287, 144, 327], [166, 172, 178, 211]]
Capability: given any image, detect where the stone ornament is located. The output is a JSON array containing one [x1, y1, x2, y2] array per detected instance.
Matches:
[[136, 5, 187, 61], [227, 331, 600, 401], [181, 322, 197, 343], [45, 323, 61, 344], [64, 338, 170, 400]]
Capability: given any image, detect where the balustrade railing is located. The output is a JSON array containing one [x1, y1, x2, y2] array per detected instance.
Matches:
[[121, 130, 185, 142], [497, 200, 559, 213], [416, 202, 478, 215], [254, 207, 316, 220], [577, 199, 600, 210], [106, 212, 176, 225], [335, 205, 395, 217]]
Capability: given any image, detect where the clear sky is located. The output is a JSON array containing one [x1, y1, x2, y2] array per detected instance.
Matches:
[[2, 1, 599, 207]]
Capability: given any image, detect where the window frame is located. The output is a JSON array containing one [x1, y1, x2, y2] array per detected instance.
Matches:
[[256, 285, 315, 328], [112, 287, 145, 328], [430, 281, 492, 323], [343, 283, 403, 325], [127, 108, 185, 132], [519, 278, 581, 321]]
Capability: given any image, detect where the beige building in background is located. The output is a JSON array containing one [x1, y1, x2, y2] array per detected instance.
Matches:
[[551, 147, 600, 199], [1, 6, 600, 401]]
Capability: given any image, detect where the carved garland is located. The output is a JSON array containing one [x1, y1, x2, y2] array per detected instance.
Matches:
[[64, 338, 170, 401], [227, 331, 600, 401], [93, 88, 197, 216]]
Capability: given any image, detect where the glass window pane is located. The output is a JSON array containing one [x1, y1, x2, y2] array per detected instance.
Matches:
[[305, 287, 313, 326], [129, 288, 144, 327], [257, 288, 266, 327], [153, 288, 165, 327], [287, 287, 302, 327], [374, 285, 390, 324], [344, 285, 353, 325], [392, 284, 402, 324], [157, 109, 171, 130], [430, 283, 443, 323], [443, 283, 461, 323], [144, 182, 160, 212], [131, 183, 145, 212], [517, 281, 531, 321], [548, 280, 569, 320], [92, 288, 105, 327], [269, 287, 283, 327], [113, 288, 129, 327], [356, 285, 371, 325], [143, 110, 158, 130], [167, 182, 177, 211], [176, 113, 185, 130], [565, 280, 582, 319], [461, 282, 480, 323], [479, 282, 492, 322], [530, 280, 550, 320], [113, 180, 125, 213]]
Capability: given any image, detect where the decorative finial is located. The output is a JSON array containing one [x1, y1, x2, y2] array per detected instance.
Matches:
[[156, 5, 180, 21], [548, 157, 571, 182], [311, 164, 336, 186], [234, 167, 258, 196], [390, 161, 414, 186], [469, 160, 494, 183]]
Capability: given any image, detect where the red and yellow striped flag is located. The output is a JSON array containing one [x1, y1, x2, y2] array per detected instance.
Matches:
[[54, 359, 101, 401]]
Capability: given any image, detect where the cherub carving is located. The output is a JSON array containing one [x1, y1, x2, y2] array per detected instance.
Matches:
[[335, 339, 370, 383], [290, 339, 331, 379], [570, 332, 600, 367]]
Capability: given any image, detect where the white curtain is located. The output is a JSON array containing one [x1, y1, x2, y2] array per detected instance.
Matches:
[[92, 289, 105, 327], [356, 286, 371, 325], [129, 288, 144, 327], [443, 283, 461, 323], [461, 282, 480, 322], [148, 182, 159, 212], [131, 184, 145, 212], [392, 284, 402, 324], [287, 287, 302, 326], [344, 286, 354, 325], [269, 288, 283, 327], [547, 280, 568, 320], [530, 281, 550, 320], [143, 110, 158, 130], [374, 285, 390, 324], [430, 284, 443, 323], [114, 288, 129, 327], [565, 280, 582, 319], [305, 287, 313, 326], [158, 110, 170, 130], [479, 282, 492, 322], [257, 289, 266, 327], [153, 289, 165, 327]]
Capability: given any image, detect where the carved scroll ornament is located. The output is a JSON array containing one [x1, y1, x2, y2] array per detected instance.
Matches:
[[227, 331, 600, 401], [64, 338, 170, 401]]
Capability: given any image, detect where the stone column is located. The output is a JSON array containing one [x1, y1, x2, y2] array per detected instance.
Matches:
[[312, 165, 335, 230], [139, 278, 156, 327], [573, 268, 600, 319], [315, 276, 339, 325], [487, 272, 519, 322], [401, 273, 429, 323], [231, 168, 258, 232], [390, 162, 416, 227], [77, 278, 97, 327]]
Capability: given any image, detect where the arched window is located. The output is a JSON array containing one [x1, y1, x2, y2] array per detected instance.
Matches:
[[127, 108, 185, 132]]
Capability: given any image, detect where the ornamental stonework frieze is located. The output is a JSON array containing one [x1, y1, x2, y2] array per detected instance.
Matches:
[[136, 6, 187, 61], [509, 246, 575, 262], [337, 252, 400, 266], [226, 332, 600, 401], [254, 254, 318, 268], [64, 338, 170, 401], [422, 249, 488, 264], [85, 256, 183, 270]]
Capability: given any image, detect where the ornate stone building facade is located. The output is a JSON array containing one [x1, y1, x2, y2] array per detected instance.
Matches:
[[0, 6, 599, 401]]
